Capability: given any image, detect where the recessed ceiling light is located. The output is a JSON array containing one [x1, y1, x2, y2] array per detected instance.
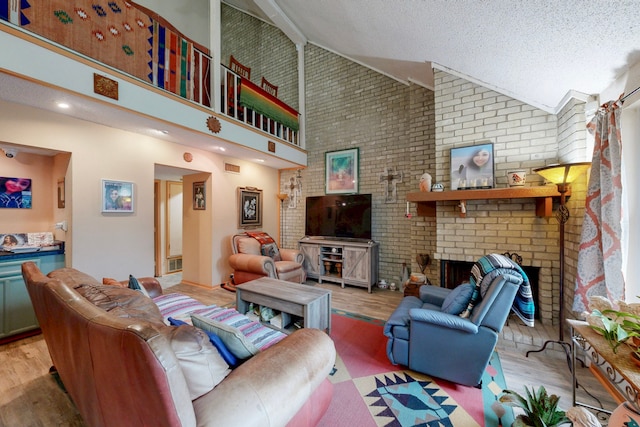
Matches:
[[214, 146, 226, 152], [57, 102, 70, 109], [255, 159, 265, 163]]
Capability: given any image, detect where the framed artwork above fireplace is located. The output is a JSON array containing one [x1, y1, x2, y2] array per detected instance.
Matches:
[[450, 142, 494, 190]]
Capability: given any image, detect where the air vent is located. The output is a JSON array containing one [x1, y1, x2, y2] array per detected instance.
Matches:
[[225, 163, 240, 174], [167, 257, 182, 273]]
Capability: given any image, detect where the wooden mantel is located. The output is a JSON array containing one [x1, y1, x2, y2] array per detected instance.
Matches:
[[406, 185, 568, 218]]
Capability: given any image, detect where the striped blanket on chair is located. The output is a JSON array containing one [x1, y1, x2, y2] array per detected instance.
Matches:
[[471, 253, 535, 327]]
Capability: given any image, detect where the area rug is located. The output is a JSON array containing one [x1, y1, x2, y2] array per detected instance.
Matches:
[[317, 310, 514, 427]]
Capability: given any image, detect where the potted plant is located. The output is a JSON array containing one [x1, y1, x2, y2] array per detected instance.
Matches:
[[499, 386, 569, 427], [588, 309, 638, 353]]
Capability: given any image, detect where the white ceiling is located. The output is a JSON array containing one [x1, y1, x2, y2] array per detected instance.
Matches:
[[4, 1, 639, 168], [229, 0, 640, 112]]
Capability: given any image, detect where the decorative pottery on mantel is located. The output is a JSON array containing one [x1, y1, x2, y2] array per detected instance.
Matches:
[[419, 173, 432, 192]]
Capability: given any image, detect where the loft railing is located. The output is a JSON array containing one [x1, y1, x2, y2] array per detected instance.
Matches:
[[1, 7, 300, 147], [221, 65, 300, 146]]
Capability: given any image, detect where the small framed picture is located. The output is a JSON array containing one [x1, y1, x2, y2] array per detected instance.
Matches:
[[450, 142, 494, 190], [0, 176, 32, 209], [193, 181, 206, 210], [238, 187, 262, 228], [325, 148, 359, 194], [102, 179, 134, 212], [57, 179, 65, 208]]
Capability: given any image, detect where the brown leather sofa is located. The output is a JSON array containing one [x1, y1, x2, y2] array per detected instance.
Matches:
[[229, 233, 306, 285], [22, 262, 335, 427]]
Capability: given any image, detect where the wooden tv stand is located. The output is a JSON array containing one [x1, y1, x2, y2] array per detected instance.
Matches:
[[298, 237, 379, 293]]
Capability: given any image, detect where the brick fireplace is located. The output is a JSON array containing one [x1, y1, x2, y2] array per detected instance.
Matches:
[[410, 68, 590, 329], [441, 259, 541, 319]]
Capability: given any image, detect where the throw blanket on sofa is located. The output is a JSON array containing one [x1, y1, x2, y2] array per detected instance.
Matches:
[[244, 231, 281, 261], [470, 253, 535, 327]]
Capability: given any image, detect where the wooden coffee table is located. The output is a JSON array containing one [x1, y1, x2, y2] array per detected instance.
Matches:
[[236, 277, 332, 333]]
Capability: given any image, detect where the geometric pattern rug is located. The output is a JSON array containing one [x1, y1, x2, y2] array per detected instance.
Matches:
[[317, 310, 514, 427]]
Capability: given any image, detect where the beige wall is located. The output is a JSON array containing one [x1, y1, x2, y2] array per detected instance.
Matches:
[[0, 99, 279, 285]]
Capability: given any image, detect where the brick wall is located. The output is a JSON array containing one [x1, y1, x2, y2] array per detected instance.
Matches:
[[225, 7, 591, 327], [221, 5, 298, 108], [297, 44, 434, 282], [433, 69, 589, 326]]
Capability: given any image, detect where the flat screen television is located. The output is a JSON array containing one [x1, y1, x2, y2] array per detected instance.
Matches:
[[305, 194, 372, 240]]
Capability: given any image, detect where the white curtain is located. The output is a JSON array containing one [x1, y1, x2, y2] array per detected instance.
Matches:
[[573, 97, 625, 312]]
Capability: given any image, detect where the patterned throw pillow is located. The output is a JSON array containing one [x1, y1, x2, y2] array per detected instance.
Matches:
[[245, 231, 282, 261], [441, 283, 474, 315], [191, 313, 260, 360]]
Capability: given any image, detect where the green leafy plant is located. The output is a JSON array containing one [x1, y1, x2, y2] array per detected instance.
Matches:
[[499, 386, 568, 427], [589, 309, 638, 353]]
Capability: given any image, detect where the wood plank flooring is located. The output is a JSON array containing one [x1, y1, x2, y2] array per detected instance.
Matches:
[[0, 278, 617, 426]]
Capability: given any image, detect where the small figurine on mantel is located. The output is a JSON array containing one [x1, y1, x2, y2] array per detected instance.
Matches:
[[419, 173, 432, 192]]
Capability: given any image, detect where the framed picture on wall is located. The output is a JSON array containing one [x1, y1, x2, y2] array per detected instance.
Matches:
[[102, 179, 134, 212], [325, 148, 359, 194], [450, 142, 494, 190], [57, 179, 65, 208], [0, 176, 32, 209], [238, 187, 262, 228], [193, 181, 206, 210]]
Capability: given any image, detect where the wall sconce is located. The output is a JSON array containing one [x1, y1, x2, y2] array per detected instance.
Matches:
[[288, 169, 302, 209], [526, 161, 590, 364]]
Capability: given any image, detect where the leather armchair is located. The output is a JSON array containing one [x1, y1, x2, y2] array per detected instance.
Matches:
[[229, 233, 306, 285], [384, 254, 527, 387]]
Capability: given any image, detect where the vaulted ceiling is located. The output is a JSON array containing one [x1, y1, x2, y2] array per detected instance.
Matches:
[[228, 0, 640, 112]]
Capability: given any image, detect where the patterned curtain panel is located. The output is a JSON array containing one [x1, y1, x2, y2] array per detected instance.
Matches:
[[573, 97, 625, 312], [1, 0, 210, 104]]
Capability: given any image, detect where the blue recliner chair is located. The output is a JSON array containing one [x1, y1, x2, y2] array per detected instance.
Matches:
[[383, 253, 533, 387]]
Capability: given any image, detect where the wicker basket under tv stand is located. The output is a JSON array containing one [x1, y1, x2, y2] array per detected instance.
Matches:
[[299, 237, 379, 293]]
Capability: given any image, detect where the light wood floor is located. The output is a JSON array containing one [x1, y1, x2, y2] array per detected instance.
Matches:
[[0, 279, 617, 426]]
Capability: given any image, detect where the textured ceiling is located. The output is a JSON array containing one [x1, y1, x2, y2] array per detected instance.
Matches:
[[229, 0, 640, 112]]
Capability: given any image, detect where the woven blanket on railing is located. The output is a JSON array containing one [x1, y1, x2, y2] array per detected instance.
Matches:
[[239, 78, 299, 131], [0, 0, 210, 103], [471, 253, 535, 327]]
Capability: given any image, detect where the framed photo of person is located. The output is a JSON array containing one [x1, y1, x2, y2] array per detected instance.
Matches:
[[102, 180, 134, 212], [450, 142, 494, 190], [325, 148, 359, 194], [0, 176, 32, 209], [238, 187, 262, 228], [193, 181, 206, 210]]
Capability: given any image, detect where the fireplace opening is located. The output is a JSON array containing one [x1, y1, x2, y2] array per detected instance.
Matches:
[[440, 259, 540, 319]]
